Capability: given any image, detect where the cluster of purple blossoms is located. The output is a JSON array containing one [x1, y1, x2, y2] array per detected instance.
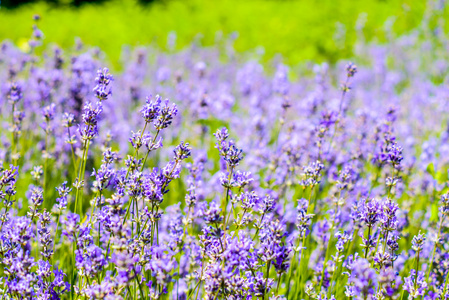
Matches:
[[0, 8, 449, 299]]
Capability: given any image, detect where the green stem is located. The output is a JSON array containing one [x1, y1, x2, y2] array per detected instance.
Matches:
[[122, 196, 136, 225], [222, 166, 234, 247], [74, 139, 88, 214], [191, 256, 206, 300], [89, 190, 101, 226], [286, 237, 300, 299], [11, 102, 16, 165], [318, 203, 339, 290], [297, 187, 315, 299], [67, 127, 78, 179], [78, 141, 90, 214], [52, 212, 61, 260], [44, 125, 49, 196], [276, 272, 282, 295], [326, 75, 349, 155], [414, 251, 420, 291], [443, 267, 449, 296], [133, 267, 145, 299], [364, 226, 372, 259], [264, 260, 272, 300], [426, 217, 444, 282], [140, 128, 161, 173], [252, 212, 266, 241], [187, 281, 201, 300]]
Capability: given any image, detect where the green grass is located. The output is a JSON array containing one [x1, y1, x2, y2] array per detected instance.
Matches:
[[0, 0, 430, 66]]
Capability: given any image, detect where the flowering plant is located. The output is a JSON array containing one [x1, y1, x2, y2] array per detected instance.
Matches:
[[0, 9, 449, 300]]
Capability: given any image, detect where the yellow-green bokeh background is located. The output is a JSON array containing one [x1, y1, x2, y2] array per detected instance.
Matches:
[[0, 0, 441, 66]]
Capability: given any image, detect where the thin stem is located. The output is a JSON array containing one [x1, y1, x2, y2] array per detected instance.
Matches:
[[426, 216, 444, 282], [286, 236, 300, 299], [74, 139, 88, 214], [89, 190, 101, 226], [191, 256, 206, 300], [297, 187, 315, 299], [122, 196, 136, 225], [67, 127, 78, 178], [264, 260, 272, 300], [187, 281, 201, 300], [276, 272, 282, 295], [364, 226, 372, 259], [414, 250, 421, 291], [326, 75, 350, 155], [443, 267, 449, 296], [11, 102, 17, 165], [318, 202, 339, 290], [133, 267, 145, 299], [43, 125, 49, 197], [140, 128, 161, 173], [252, 212, 266, 241], [222, 166, 234, 248], [52, 212, 61, 260], [214, 223, 225, 252]]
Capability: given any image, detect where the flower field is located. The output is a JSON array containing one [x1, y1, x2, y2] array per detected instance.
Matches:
[[1, 5, 449, 300]]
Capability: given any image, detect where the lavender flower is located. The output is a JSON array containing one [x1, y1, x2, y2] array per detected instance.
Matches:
[[6, 82, 23, 104], [141, 95, 162, 123], [404, 270, 427, 298], [0, 17, 447, 299], [93, 67, 113, 101]]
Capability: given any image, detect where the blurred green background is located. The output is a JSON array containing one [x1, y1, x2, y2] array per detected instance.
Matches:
[[0, 0, 440, 66]]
